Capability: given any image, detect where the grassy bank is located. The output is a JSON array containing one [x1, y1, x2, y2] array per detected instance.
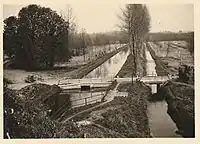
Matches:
[[65, 81, 152, 138], [96, 82, 151, 137], [117, 43, 146, 78], [116, 54, 134, 77]]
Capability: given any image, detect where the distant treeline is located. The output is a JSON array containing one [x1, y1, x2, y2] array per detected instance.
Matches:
[[146, 32, 194, 42], [146, 32, 194, 54], [69, 31, 129, 56]]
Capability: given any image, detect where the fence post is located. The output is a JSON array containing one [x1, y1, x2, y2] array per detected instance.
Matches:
[[85, 98, 87, 105]]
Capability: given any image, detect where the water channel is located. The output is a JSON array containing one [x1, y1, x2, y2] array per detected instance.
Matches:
[[145, 44, 181, 137], [84, 47, 130, 79]]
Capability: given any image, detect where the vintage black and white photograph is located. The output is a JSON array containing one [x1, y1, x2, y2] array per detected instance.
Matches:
[[3, 2, 194, 138]]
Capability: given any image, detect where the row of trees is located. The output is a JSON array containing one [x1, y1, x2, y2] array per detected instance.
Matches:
[[119, 4, 151, 82], [69, 30, 128, 56]]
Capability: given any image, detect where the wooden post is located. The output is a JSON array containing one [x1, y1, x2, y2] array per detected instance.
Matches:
[[79, 92, 81, 99], [157, 84, 160, 92], [85, 98, 87, 105]]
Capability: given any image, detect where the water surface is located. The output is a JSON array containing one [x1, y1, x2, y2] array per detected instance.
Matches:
[[85, 47, 129, 79]]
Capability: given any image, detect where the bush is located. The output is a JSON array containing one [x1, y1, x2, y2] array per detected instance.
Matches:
[[4, 84, 82, 138], [24, 75, 36, 83], [178, 64, 194, 85], [4, 77, 13, 86]]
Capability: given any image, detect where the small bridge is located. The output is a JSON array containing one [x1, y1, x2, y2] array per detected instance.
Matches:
[[58, 75, 178, 90]]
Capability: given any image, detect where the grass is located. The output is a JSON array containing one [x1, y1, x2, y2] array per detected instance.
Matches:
[[95, 81, 152, 138], [148, 41, 193, 75], [117, 54, 135, 77], [67, 81, 152, 138]]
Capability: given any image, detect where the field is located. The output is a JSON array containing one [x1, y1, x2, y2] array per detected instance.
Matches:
[[149, 41, 194, 75]]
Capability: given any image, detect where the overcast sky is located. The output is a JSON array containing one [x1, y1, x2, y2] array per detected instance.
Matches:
[[3, 3, 194, 33]]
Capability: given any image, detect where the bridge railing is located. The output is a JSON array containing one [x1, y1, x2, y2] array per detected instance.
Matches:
[[70, 92, 105, 108]]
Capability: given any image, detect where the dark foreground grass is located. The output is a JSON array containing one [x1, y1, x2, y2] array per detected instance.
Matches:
[[4, 84, 83, 138]]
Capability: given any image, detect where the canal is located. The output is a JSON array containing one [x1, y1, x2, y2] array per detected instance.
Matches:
[[84, 46, 130, 79], [144, 43, 181, 137]]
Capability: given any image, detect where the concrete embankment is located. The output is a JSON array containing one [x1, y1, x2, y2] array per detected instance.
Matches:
[[67, 45, 128, 79]]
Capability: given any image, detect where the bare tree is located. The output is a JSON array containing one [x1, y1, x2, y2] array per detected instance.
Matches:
[[60, 5, 78, 54], [80, 28, 87, 61], [118, 4, 151, 83], [166, 41, 170, 57], [60, 5, 77, 32]]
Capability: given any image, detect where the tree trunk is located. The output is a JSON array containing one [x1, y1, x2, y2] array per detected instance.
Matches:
[[24, 36, 34, 70], [166, 41, 169, 57], [131, 35, 137, 84]]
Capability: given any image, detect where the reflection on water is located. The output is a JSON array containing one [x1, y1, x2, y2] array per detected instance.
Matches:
[[85, 47, 130, 79], [145, 44, 157, 94], [147, 101, 181, 137]]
